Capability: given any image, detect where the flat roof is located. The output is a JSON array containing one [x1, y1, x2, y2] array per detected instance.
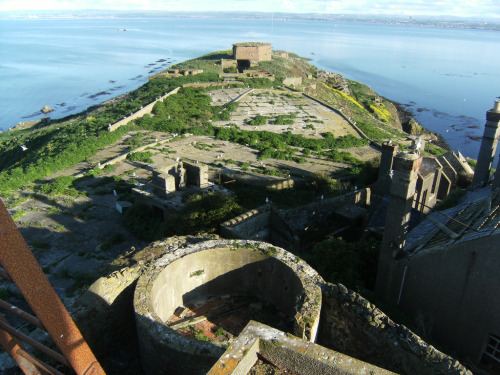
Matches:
[[233, 42, 271, 47]]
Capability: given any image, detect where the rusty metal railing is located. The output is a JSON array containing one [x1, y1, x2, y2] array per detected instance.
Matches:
[[0, 199, 105, 375]]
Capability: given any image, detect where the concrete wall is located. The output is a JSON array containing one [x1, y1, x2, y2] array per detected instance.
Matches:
[[283, 77, 303, 86], [134, 239, 323, 375], [220, 205, 299, 251], [220, 205, 273, 241], [108, 87, 180, 132], [319, 283, 472, 375], [221, 59, 238, 69], [209, 321, 396, 375], [233, 44, 272, 62], [150, 248, 303, 321], [385, 233, 500, 365], [281, 189, 370, 232]]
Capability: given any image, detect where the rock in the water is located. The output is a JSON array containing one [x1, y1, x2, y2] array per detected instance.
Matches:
[[41, 105, 53, 114]]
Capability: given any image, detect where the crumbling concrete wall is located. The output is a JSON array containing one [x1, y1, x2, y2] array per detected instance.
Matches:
[[134, 239, 323, 375], [220, 205, 299, 251], [283, 77, 303, 86], [72, 265, 143, 372], [220, 205, 273, 241], [281, 189, 370, 232], [108, 87, 180, 132], [318, 283, 472, 375]]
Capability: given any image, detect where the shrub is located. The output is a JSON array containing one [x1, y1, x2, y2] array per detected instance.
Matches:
[[37, 176, 82, 197], [127, 151, 153, 164]]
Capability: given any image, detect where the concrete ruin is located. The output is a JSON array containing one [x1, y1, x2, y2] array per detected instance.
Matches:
[[232, 42, 272, 72], [374, 101, 500, 371], [75, 236, 471, 375], [220, 189, 371, 251], [472, 99, 500, 186], [134, 239, 322, 374], [131, 160, 211, 220], [152, 160, 209, 198], [150, 69, 204, 80], [208, 320, 395, 375], [373, 141, 473, 214]]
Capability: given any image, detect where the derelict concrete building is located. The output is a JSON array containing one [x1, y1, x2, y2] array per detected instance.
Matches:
[[232, 42, 272, 72], [375, 101, 500, 372]]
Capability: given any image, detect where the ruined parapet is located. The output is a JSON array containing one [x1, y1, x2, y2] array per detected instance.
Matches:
[[281, 189, 371, 233], [209, 320, 395, 375], [415, 157, 442, 212], [221, 59, 238, 69], [319, 283, 472, 375], [134, 239, 322, 375], [220, 204, 273, 241], [273, 50, 289, 59], [472, 100, 500, 186], [438, 151, 474, 188], [220, 205, 299, 251], [73, 265, 143, 368]]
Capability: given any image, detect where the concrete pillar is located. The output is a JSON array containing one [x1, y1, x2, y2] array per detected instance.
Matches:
[[375, 152, 422, 301], [374, 142, 399, 195], [472, 100, 500, 186], [493, 154, 500, 190]]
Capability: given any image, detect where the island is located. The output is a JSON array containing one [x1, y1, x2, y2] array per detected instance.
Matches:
[[0, 43, 480, 375]]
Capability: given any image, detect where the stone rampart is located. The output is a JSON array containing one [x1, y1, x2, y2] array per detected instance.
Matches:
[[319, 283, 472, 375], [108, 87, 180, 132]]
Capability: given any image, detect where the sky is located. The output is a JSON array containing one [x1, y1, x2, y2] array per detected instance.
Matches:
[[1, 0, 500, 19]]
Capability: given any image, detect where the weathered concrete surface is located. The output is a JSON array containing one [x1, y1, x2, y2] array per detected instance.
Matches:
[[319, 283, 472, 375], [134, 239, 323, 375], [209, 320, 396, 375]]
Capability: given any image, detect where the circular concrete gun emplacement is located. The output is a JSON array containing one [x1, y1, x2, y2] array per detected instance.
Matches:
[[134, 239, 322, 375]]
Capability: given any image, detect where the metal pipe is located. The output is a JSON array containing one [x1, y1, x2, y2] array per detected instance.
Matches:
[[397, 266, 409, 306], [0, 314, 42, 375], [0, 299, 46, 331], [17, 349, 66, 375], [0, 318, 71, 368]]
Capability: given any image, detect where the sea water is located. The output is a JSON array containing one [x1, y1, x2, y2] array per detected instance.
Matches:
[[1, 16, 499, 157]]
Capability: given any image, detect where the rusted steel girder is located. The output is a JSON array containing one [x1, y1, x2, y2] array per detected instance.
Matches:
[[0, 314, 42, 374], [0, 199, 105, 375]]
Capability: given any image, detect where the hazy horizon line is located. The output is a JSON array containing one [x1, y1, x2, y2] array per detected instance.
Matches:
[[1, 9, 499, 22]]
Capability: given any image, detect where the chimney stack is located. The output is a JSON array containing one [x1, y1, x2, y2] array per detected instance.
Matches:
[[472, 100, 500, 186], [376, 151, 422, 300], [374, 141, 399, 195]]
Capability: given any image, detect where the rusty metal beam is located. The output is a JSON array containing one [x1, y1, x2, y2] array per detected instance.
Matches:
[[0, 314, 42, 375], [17, 349, 66, 375], [0, 199, 105, 375], [0, 299, 46, 331], [0, 317, 71, 368]]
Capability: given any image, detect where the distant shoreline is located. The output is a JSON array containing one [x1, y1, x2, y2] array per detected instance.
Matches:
[[1, 11, 499, 32]]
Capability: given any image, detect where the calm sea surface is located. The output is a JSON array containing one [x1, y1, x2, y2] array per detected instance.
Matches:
[[1, 17, 499, 157]]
